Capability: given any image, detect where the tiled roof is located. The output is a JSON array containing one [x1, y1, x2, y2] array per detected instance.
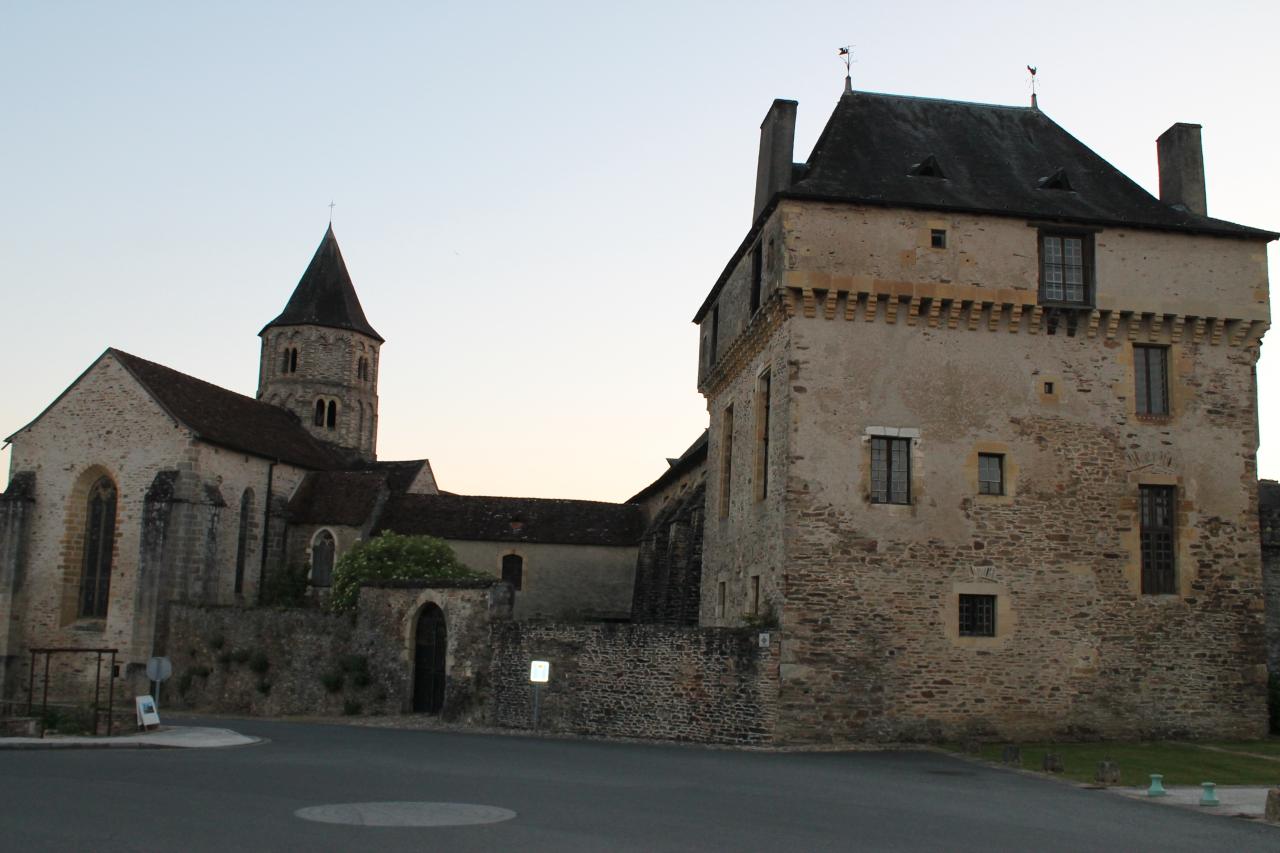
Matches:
[[110, 349, 348, 469], [260, 225, 383, 342], [791, 92, 1273, 238], [695, 90, 1277, 322], [375, 493, 644, 547], [287, 460, 430, 526]]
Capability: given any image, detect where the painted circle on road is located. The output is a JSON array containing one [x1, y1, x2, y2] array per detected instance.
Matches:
[[295, 801, 516, 827]]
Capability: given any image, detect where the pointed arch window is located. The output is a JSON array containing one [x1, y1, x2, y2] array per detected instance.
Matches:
[[326, 400, 337, 429], [314, 399, 325, 427], [234, 489, 254, 595], [79, 477, 117, 619], [311, 530, 336, 587]]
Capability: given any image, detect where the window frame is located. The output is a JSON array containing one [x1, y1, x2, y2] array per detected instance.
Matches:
[[1134, 344, 1170, 417], [1037, 229, 1095, 308], [310, 529, 336, 588], [749, 243, 763, 315], [1139, 485, 1177, 595], [958, 593, 996, 637], [754, 369, 771, 502], [977, 453, 1004, 496], [501, 553, 524, 591], [930, 229, 947, 249], [78, 476, 117, 619], [719, 404, 734, 518], [870, 435, 911, 505]]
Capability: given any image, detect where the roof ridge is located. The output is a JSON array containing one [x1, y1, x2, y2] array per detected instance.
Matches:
[[847, 89, 1033, 113]]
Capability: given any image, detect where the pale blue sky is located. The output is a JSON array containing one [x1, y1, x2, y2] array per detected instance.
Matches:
[[2, 1, 1277, 500]]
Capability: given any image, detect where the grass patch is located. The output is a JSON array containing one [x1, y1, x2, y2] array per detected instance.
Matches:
[[962, 741, 1280, 787], [1202, 739, 1280, 757]]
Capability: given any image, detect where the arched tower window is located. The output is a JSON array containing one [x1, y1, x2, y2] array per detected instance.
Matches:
[[502, 554, 523, 591], [79, 477, 117, 619], [234, 489, 254, 595], [358, 402, 365, 438], [280, 349, 290, 374], [311, 530, 336, 587], [357, 356, 369, 381], [289, 347, 299, 373], [313, 399, 325, 427], [326, 400, 337, 429]]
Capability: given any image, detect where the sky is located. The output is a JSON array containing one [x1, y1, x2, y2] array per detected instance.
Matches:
[[2, 1, 1278, 501]]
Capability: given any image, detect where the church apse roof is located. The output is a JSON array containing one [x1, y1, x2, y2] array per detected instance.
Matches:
[[260, 225, 383, 342], [375, 493, 644, 547], [287, 460, 434, 526]]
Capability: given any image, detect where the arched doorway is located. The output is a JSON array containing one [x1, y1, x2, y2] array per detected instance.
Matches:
[[412, 603, 447, 713]]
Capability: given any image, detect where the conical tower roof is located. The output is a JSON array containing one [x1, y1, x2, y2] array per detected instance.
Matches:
[[260, 225, 383, 341]]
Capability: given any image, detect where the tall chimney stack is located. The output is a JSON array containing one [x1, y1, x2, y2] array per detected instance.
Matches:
[[1156, 122, 1207, 216], [753, 99, 798, 222]]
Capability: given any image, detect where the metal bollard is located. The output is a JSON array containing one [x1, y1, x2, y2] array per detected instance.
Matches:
[[1147, 774, 1167, 797], [1200, 782, 1219, 806]]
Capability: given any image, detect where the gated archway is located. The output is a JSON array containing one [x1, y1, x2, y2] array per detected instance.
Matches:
[[412, 603, 447, 713]]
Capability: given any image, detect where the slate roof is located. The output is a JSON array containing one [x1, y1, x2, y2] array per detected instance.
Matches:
[[627, 430, 708, 504], [695, 90, 1277, 321], [288, 460, 430, 525], [375, 494, 644, 547], [260, 225, 383, 342], [110, 349, 348, 469]]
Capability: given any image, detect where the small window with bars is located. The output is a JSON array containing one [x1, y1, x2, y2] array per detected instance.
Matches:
[[978, 453, 1004, 495], [959, 594, 996, 637], [1140, 485, 1177, 594], [1134, 345, 1169, 416], [870, 436, 911, 505], [1040, 233, 1091, 305]]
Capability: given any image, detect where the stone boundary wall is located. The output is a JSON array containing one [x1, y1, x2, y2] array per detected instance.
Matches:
[[164, 604, 398, 716], [490, 622, 779, 744]]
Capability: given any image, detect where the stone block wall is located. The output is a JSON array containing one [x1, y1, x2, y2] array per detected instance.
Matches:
[[164, 604, 392, 716], [490, 622, 779, 744], [1261, 480, 1280, 674], [631, 481, 705, 625]]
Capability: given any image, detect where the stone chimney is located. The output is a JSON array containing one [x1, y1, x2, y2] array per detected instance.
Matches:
[[753, 99, 798, 221], [1156, 123, 1207, 216]]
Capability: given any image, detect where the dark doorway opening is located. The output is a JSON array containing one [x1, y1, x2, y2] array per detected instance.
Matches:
[[412, 604, 447, 714]]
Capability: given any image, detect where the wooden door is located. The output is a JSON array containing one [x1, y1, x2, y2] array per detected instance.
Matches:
[[412, 604, 447, 713]]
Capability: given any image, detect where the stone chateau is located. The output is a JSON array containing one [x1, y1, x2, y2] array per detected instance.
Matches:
[[1, 85, 1276, 743]]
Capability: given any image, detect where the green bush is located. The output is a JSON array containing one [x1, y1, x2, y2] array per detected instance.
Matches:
[[328, 533, 484, 613], [260, 563, 311, 608], [321, 671, 344, 693], [248, 651, 270, 675]]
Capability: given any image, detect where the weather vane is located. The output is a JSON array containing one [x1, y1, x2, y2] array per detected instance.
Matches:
[[1027, 65, 1038, 108], [839, 45, 854, 93]]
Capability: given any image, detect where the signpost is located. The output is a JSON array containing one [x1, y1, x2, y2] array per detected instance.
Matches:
[[146, 656, 172, 710], [529, 660, 550, 731]]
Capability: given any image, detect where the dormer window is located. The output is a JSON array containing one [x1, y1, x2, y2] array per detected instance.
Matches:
[[1037, 168, 1073, 191], [909, 155, 946, 179]]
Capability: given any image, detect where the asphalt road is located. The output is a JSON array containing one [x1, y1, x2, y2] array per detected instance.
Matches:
[[1, 717, 1276, 852]]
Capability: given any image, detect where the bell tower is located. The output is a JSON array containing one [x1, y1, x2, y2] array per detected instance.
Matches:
[[257, 225, 383, 460]]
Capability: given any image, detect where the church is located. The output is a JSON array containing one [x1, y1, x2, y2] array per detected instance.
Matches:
[[0, 225, 643, 702], [2, 83, 1277, 744]]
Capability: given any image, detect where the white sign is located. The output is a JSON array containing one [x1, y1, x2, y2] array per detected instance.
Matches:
[[529, 660, 550, 683], [758, 632, 771, 648], [146, 656, 172, 683], [135, 694, 161, 729]]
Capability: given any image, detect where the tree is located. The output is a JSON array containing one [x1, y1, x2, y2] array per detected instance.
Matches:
[[329, 533, 485, 613]]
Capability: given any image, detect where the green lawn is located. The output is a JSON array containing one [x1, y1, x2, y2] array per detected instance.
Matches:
[[958, 741, 1280, 787]]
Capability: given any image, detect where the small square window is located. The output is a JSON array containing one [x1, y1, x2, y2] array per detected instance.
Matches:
[[930, 229, 947, 249], [978, 453, 1004, 496], [959, 594, 996, 637], [1043, 381, 1054, 395]]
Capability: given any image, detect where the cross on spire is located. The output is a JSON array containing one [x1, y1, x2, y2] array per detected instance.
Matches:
[[328, 201, 336, 223]]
